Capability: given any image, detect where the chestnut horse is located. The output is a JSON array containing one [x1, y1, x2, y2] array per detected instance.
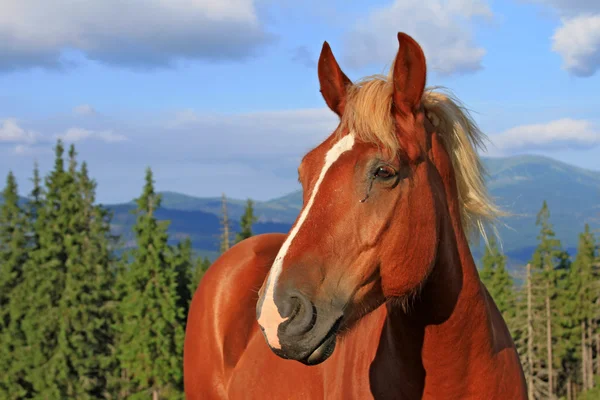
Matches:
[[184, 32, 527, 399]]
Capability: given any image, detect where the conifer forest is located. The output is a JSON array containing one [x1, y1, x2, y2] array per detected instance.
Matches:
[[0, 140, 599, 400]]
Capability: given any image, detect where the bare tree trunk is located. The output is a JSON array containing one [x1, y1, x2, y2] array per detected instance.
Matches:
[[588, 320, 594, 389], [546, 283, 554, 399], [567, 374, 572, 400], [583, 320, 589, 390], [152, 389, 159, 400], [527, 263, 535, 400], [596, 330, 600, 378]]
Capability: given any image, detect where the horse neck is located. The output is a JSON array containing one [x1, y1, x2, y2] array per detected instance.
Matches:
[[418, 201, 492, 372], [392, 149, 498, 395], [380, 210, 494, 398]]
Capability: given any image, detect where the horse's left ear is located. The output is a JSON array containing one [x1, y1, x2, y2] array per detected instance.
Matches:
[[318, 41, 352, 117], [391, 32, 427, 117]]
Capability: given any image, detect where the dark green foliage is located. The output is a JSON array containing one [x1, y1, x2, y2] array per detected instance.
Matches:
[[580, 385, 600, 400], [235, 198, 257, 244], [571, 225, 598, 324], [0, 171, 27, 324], [531, 201, 569, 396], [0, 171, 31, 398], [531, 201, 567, 275], [117, 168, 185, 399], [480, 236, 515, 319], [53, 155, 120, 399], [1, 165, 43, 399], [191, 256, 211, 295], [172, 237, 194, 327], [18, 140, 72, 398], [1, 144, 121, 399]]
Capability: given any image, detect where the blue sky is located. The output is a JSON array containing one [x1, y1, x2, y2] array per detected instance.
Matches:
[[1, 0, 599, 204]]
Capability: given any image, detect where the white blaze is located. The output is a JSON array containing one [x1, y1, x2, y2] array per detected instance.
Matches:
[[257, 133, 356, 349]]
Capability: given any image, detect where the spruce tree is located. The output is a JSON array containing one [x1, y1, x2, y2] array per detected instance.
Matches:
[[235, 199, 258, 244], [2, 165, 44, 399], [190, 256, 211, 295], [570, 224, 598, 391], [0, 172, 30, 398], [171, 237, 193, 328], [54, 153, 120, 399], [480, 236, 515, 322], [19, 140, 72, 398], [529, 200, 568, 399], [118, 168, 185, 399], [0, 171, 27, 328]]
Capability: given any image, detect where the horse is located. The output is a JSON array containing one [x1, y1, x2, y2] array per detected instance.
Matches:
[[184, 32, 527, 399]]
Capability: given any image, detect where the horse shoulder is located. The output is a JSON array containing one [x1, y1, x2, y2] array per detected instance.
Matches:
[[480, 284, 528, 399], [184, 233, 287, 399]]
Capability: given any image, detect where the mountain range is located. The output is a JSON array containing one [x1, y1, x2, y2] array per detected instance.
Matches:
[[106, 154, 600, 269], [2, 154, 599, 270]]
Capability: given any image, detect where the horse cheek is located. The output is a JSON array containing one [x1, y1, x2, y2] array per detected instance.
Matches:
[[380, 173, 438, 298]]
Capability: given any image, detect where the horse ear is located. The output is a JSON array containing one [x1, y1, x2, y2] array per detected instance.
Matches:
[[391, 32, 427, 116], [318, 41, 352, 117]]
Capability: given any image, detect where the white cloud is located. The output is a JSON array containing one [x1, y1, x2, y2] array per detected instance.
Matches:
[[0, 119, 38, 144], [523, 0, 600, 76], [3, 105, 599, 204], [57, 128, 128, 143], [341, 0, 492, 75], [0, 0, 274, 71], [489, 118, 600, 152], [2, 106, 339, 202], [552, 15, 600, 77], [73, 104, 97, 116]]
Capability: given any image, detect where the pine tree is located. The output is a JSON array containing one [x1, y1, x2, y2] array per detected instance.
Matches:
[[171, 237, 194, 328], [190, 256, 211, 294], [1, 165, 44, 399], [529, 200, 568, 399], [235, 199, 257, 244], [480, 236, 515, 320], [526, 262, 535, 399], [53, 151, 120, 399], [0, 171, 27, 327], [571, 225, 598, 392], [118, 168, 185, 399], [0, 172, 30, 398], [26, 163, 43, 251], [18, 140, 72, 398]]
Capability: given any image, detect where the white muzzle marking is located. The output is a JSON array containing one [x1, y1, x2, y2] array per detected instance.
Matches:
[[257, 133, 355, 349]]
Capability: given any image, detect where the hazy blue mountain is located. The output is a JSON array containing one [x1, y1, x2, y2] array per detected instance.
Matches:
[[109, 154, 599, 269], [2, 155, 599, 269], [482, 154, 599, 267]]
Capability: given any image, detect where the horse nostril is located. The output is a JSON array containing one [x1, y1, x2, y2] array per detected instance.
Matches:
[[280, 291, 316, 337], [279, 295, 300, 319]]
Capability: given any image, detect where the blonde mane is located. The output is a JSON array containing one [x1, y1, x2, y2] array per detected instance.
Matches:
[[337, 70, 502, 242]]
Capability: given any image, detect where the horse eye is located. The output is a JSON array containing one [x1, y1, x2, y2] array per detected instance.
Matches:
[[374, 166, 396, 179]]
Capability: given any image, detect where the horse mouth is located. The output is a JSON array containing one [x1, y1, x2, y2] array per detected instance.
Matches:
[[300, 317, 343, 366]]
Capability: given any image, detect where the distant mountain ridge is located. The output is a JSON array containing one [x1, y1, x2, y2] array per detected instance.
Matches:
[[105, 154, 600, 267], [2, 154, 599, 267]]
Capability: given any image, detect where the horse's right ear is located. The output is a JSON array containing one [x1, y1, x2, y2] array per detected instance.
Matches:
[[318, 41, 352, 117]]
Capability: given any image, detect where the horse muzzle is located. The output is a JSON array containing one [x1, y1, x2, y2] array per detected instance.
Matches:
[[257, 288, 344, 365]]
